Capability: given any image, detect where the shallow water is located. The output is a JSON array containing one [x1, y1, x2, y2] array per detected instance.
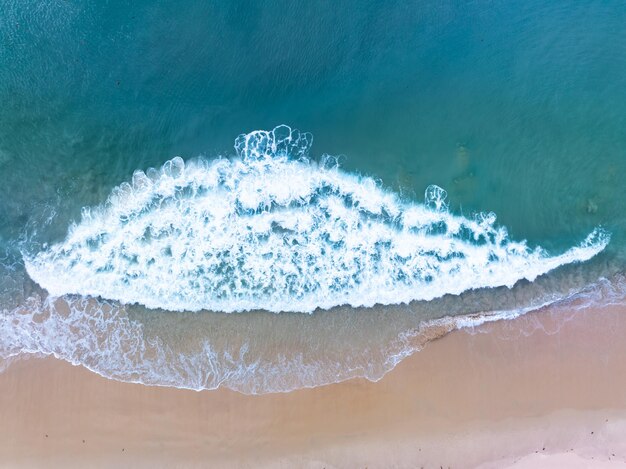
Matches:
[[1, 1, 625, 393]]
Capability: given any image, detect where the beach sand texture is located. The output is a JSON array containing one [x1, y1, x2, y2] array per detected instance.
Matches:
[[2, 302, 626, 468]]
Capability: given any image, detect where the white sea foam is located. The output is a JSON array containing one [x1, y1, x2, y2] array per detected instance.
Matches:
[[1, 275, 624, 394], [24, 126, 610, 313]]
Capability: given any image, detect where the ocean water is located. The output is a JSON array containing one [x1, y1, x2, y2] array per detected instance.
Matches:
[[1, 1, 625, 393]]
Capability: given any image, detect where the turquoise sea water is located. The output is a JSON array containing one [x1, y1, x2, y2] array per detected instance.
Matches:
[[1, 1, 625, 392]]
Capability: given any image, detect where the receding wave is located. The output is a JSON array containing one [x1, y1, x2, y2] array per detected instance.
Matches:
[[24, 126, 609, 313], [1, 274, 624, 394]]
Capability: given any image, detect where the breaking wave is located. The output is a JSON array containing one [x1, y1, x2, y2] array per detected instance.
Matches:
[[25, 126, 609, 313]]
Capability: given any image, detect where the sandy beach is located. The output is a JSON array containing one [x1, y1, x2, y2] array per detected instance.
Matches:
[[2, 301, 626, 468]]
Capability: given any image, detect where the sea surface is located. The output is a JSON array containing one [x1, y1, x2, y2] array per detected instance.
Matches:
[[1, 1, 625, 393]]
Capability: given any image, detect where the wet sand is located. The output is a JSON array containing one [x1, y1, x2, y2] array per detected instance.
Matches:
[[1, 302, 626, 468]]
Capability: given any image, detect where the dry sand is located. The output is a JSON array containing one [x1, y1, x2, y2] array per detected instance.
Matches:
[[1, 302, 626, 468]]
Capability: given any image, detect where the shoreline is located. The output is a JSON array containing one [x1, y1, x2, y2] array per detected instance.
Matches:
[[2, 302, 626, 467]]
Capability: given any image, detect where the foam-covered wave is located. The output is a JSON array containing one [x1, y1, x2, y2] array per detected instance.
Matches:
[[24, 126, 609, 313]]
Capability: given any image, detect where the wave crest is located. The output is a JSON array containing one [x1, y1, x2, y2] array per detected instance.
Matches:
[[24, 126, 609, 313]]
